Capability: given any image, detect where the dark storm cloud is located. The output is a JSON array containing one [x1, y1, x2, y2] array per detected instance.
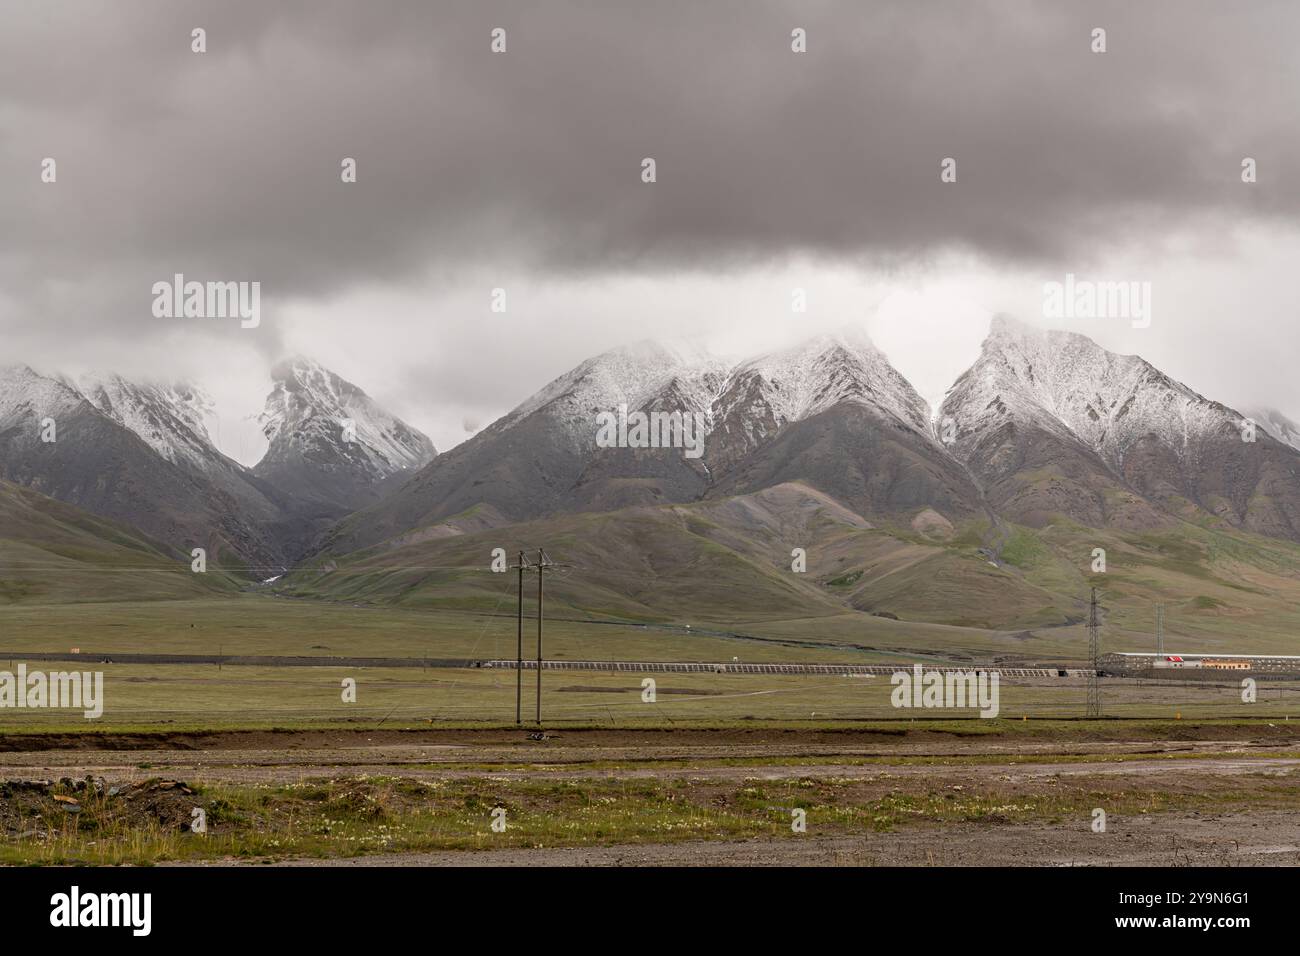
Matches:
[[1, 0, 1297, 352]]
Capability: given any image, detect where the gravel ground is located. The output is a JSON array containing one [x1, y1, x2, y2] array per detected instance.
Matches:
[[190, 811, 1300, 867]]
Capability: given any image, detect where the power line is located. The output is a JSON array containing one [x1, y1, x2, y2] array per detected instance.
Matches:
[[505, 548, 571, 725]]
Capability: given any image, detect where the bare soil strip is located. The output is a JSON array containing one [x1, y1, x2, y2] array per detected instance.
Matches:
[[5, 722, 1300, 753]]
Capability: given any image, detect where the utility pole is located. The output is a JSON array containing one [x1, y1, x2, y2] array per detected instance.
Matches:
[[1087, 587, 1102, 718], [504, 548, 568, 725], [516, 552, 524, 724], [536, 548, 545, 725], [1156, 603, 1164, 656]]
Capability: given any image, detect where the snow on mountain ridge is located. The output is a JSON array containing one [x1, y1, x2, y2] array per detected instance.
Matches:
[[501, 339, 730, 448], [949, 315, 1243, 467], [496, 329, 933, 459], [77, 372, 226, 471], [258, 356, 435, 476], [725, 328, 929, 432], [0, 365, 88, 423]]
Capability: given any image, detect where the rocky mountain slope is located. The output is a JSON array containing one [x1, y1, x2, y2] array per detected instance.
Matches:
[[1, 357, 434, 570], [0, 365, 286, 570], [314, 330, 982, 557], [250, 357, 437, 556], [939, 316, 1300, 539], [255, 358, 435, 489]]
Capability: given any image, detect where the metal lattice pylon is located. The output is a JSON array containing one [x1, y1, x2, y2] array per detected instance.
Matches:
[[1087, 587, 1102, 718]]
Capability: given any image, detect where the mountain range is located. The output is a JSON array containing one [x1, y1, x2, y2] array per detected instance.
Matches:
[[4, 315, 1300, 639], [0, 358, 435, 571], [315, 329, 984, 556], [319, 317, 1300, 556]]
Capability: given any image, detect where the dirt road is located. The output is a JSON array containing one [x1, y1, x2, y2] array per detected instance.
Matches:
[[0, 727, 1294, 786]]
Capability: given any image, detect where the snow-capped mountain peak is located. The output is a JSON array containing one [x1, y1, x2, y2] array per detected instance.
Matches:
[[502, 338, 730, 447], [494, 328, 930, 459], [945, 315, 1242, 466], [0, 364, 88, 423], [721, 327, 930, 435], [256, 355, 436, 479]]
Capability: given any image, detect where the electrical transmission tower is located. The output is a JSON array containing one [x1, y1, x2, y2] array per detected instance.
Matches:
[[1155, 603, 1164, 656], [1087, 587, 1102, 718]]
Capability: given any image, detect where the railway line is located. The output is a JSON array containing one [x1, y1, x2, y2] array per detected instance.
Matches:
[[0, 650, 1088, 677]]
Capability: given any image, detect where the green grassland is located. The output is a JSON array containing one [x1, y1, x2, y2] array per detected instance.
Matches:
[[276, 488, 1300, 660], [4, 478, 1300, 730], [0, 481, 240, 604], [8, 477, 1300, 661], [0, 594, 918, 661], [0, 662, 1294, 731], [294, 490, 1295, 632]]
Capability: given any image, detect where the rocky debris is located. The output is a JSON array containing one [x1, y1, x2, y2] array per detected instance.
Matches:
[[0, 777, 200, 838]]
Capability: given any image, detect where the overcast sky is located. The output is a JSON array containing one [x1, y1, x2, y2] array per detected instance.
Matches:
[[2, 0, 1297, 464]]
